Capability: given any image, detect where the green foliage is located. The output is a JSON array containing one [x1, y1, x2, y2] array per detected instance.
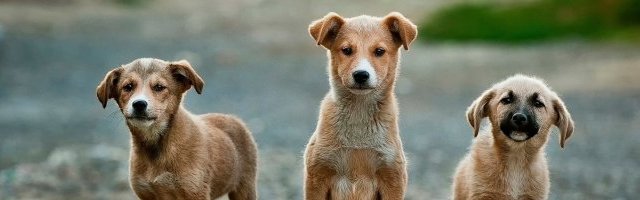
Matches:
[[420, 0, 640, 43], [618, 0, 640, 25], [114, 0, 150, 7]]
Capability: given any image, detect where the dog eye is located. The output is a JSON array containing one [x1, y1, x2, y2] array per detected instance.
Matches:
[[123, 83, 133, 92], [341, 47, 353, 56], [374, 48, 385, 57], [153, 84, 166, 92], [533, 100, 545, 108], [500, 97, 512, 104]]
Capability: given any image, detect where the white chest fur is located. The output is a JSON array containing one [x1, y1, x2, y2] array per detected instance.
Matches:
[[502, 153, 543, 198], [505, 161, 527, 198]]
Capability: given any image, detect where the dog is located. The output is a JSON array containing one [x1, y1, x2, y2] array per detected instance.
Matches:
[[303, 12, 417, 200], [451, 74, 575, 200], [96, 58, 257, 200]]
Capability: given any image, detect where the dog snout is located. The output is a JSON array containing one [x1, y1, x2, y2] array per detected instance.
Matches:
[[353, 70, 370, 84], [132, 100, 148, 113], [511, 113, 528, 126]]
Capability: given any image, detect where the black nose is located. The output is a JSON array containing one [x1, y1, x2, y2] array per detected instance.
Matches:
[[353, 70, 370, 84], [132, 100, 147, 112], [511, 113, 528, 126]]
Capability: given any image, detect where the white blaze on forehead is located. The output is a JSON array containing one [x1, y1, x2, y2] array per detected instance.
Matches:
[[137, 58, 155, 68], [353, 59, 377, 85]]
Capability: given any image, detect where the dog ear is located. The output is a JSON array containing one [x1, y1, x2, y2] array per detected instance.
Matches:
[[466, 89, 495, 137], [170, 60, 204, 94], [553, 98, 574, 148], [383, 12, 418, 50], [96, 67, 123, 109], [309, 12, 345, 48]]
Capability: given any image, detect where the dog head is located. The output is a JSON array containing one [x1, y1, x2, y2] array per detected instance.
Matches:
[[97, 58, 204, 135], [466, 75, 574, 148], [309, 12, 417, 95]]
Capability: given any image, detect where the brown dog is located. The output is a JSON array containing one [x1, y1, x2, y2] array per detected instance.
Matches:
[[452, 75, 575, 200], [96, 58, 257, 200], [303, 12, 417, 199]]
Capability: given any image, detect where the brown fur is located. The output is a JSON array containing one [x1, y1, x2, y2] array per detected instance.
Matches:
[[96, 58, 257, 200], [304, 12, 417, 200], [452, 75, 575, 200]]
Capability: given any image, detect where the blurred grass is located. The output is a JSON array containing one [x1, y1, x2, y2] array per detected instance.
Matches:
[[419, 0, 640, 43]]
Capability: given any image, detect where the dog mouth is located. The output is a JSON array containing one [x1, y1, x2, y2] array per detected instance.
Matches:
[[126, 115, 157, 121], [347, 84, 375, 92], [500, 115, 539, 142], [348, 85, 375, 90], [346, 85, 375, 95], [509, 131, 529, 141], [500, 125, 539, 142]]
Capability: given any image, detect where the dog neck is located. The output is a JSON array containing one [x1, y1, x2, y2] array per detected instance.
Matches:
[[324, 81, 398, 148], [128, 106, 192, 160]]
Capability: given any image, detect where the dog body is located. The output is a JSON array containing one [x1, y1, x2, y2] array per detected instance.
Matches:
[[452, 75, 574, 200], [452, 129, 550, 200], [97, 58, 257, 200], [304, 12, 417, 199]]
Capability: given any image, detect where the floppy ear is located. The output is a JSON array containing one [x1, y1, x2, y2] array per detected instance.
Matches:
[[383, 12, 418, 50], [553, 98, 574, 148], [309, 12, 345, 48], [169, 60, 204, 94], [466, 89, 495, 137], [96, 67, 123, 109]]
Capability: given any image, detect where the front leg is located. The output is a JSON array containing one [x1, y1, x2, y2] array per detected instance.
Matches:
[[469, 192, 510, 200], [173, 173, 211, 200], [376, 166, 407, 200], [304, 164, 334, 200], [130, 177, 160, 200], [180, 186, 211, 200], [131, 182, 157, 200], [518, 194, 546, 200]]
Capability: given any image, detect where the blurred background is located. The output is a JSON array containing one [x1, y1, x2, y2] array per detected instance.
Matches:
[[0, 0, 639, 199]]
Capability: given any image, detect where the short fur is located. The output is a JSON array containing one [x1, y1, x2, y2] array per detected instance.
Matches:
[[304, 12, 417, 200], [96, 58, 257, 200], [452, 75, 575, 200]]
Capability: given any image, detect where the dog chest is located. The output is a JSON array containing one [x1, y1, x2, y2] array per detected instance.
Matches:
[[329, 148, 385, 193], [504, 166, 526, 198], [332, 108, 392, 147], [313, 125, 398, 170], [316, 146, 397, 176], [499, 156, 547, 198], [318, 100, 400, 172]]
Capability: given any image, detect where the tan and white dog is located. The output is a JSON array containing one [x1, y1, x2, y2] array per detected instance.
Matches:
[[452, 75, 575, 200], [97, 58, 257, 200], [303, 12, 417, 199]]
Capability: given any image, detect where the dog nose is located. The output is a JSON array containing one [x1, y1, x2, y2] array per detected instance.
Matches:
[[511, 113, 528, 126], [132, 100, 147, 112], [353, 70, 370, 84]]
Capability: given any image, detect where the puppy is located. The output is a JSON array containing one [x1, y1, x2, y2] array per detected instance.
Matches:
[[452, 75, 575, 200], [303, 12, 417, 200], [96, 58, 257, 200]]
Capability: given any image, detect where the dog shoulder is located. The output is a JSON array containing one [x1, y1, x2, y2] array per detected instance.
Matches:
[[199, 113, 256, 150], [199, 113, 249, 133]]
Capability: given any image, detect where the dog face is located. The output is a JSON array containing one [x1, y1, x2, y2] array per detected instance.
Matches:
[[97, 58, 204, 134], [466, 75, 574, 148], [309, 12, 417, 95]]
